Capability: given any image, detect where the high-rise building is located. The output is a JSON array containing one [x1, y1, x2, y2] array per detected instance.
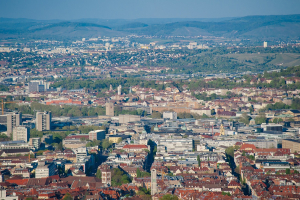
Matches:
[[7, 112, 22, 137], [263, 41, 268, 48], [29, 80, 49, 93], [117, 85, 122, 95], [36, 111, 51, 131], [151, 168, 157, 195], [106, 102, 114, 116], [13, 126, 30, 142]]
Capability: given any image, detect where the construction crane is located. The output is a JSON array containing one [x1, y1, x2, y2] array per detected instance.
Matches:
[[1, 99, 17, 115]]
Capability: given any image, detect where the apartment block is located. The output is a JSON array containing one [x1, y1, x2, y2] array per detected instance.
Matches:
[[7, 112, 22, 137], [12, 126, 30, 142], [36, 111, 51, 131]]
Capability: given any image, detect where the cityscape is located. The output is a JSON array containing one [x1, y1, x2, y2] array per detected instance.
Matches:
[[1, 1, 300, 200]]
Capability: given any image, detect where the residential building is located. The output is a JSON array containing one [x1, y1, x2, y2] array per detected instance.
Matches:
[[106, 102, 114, 116], [74, 147, 87, 162], [100, 165, 111, 186], [282, 139, 300, 152], [0, 189, 18, 200], [7, 112, 22, 137], [119, 114, 141, 124], [163, 111, 177, 120], [35, 161, 56, 178], [151, 168, 157, 195], [12, 126, 30, 142], [29, 137, 41, 149], [36, 111, 51, 131], [89, 130, 106, 141]]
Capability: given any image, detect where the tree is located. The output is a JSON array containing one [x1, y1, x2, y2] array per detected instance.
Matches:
[[111, 168, 131, 186], [286, 168, 291, 175], [102, 139, 112, 150], [197, 155, 201, 167], [222, 192, 231, 196], [239, 113, 251, 125], [211, 109, 216, 115], [63, 193, 73, 200], [86, 139, 101, 147], [117, 138, 122, 143], [137, 168, 142, 178], [255, 113, 267, 125], [57, 142, 63, 151], [159, 194, 179, 200], [96, 169, 102, 179], [249, 105, 254, 114]]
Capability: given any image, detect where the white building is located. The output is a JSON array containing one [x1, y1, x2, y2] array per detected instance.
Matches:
[[35, 161, 56, 178], [74, 147, 87, 162], [36, 111, 51, 131], [163, 111, 177, 120], [0, 189, 18, 200], [29, 137, 41, 149], [263, 41, 268, 48], [13, 126, 30, 142], [117, 85, 122, 95], [7, 112, 22, 137], [190, 108, 211, 117], [158, 138, 193, 152]]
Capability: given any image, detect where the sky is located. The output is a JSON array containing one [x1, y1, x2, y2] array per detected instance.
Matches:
[[0, 0, 300, 20]]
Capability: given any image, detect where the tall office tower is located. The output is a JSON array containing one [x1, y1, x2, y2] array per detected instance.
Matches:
[[36, 111, 51, 131], [13, 126, 30, 142], [7, 112, 22, 137], [106, 102, 114, 116], [151, 169, 157, 195], [29, 80, 49, 93], [117, 85, 122, 95], [264, 41, 268, 48]]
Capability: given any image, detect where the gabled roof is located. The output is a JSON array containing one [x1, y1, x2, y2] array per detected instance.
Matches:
[[122, 144, 148, 149]]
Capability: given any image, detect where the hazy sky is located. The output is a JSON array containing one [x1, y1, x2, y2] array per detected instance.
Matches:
[[0, 0, 299, 20]]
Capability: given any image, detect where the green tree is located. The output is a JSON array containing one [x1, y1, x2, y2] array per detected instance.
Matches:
[[57, 142, 63, 151], [102, 138, 112, 150], [151, 111, 162, 119], [222, 192, 231, 196], [96, 169, 102, 179], [249, 105, 254, 114], [255, 113, 267, 125], [286, 168, 291, 175], [239, 113, 251, 125], [159, 194, 179, 200], [63, 193, 73, 200], [211, 109, 216, 115], [197, 155, 201, 167], [137, 168, 142, 178]]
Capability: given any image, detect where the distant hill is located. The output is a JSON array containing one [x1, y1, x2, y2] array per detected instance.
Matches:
[[0, 14, 300, 40], [118, 14, 300, 39]]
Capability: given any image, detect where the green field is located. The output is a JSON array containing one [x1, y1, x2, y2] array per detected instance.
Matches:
[[221, 53, 300, 69]]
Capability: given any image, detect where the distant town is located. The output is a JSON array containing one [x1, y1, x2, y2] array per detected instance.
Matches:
[[1, 33, 300, 200]]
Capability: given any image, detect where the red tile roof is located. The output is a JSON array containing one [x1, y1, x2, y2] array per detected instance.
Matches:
[[122, 144, 148, 149]]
